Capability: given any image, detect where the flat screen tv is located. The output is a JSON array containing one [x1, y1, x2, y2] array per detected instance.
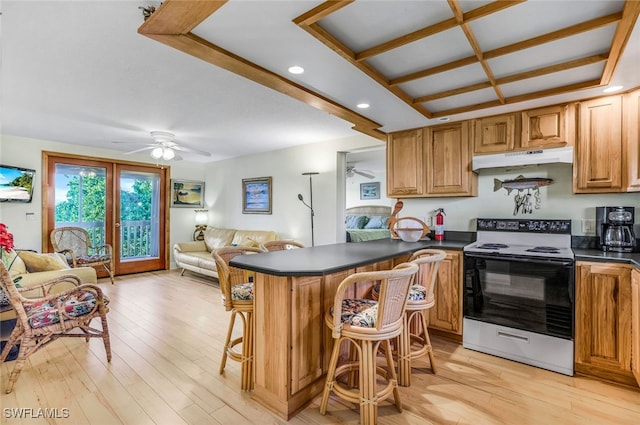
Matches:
[[0, 164, 35, 203]]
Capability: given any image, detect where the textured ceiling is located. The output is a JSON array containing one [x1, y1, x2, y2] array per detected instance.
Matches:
[[3, 1, 639, 163]]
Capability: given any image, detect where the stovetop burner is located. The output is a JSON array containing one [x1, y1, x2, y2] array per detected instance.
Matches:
[[477, 243, 509, 250], [525, 246, 560, 253]]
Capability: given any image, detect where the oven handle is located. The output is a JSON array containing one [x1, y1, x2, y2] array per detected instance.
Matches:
[[464, 252, 574, 267]]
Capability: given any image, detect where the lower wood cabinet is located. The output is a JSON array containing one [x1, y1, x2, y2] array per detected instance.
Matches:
[[575, 261, 639, 387], [428, 250, 463, 339]]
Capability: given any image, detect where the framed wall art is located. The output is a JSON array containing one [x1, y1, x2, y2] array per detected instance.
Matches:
[[242, 176, 272, 214], [360, 182, 380, 200], [171, 179, 205, 208]]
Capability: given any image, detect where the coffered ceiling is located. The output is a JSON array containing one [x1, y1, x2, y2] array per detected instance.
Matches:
[[3, 1, 639, 162]]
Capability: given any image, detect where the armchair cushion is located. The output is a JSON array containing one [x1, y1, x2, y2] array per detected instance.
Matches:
[[331, 298, 378, 328], [25, 289, 110, 329], [75, 253, 111, 265], [230, 282, 253, 301], [18, 251, 69, 273]]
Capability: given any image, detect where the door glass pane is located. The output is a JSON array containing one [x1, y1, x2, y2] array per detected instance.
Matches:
[[54, 164, 107, 245], [119, 170, 160, 261]]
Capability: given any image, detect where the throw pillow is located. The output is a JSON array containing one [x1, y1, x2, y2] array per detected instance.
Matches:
[[345, 215, 368, 229], [364, 216, 389, 229], [19, 251, 70, 273]]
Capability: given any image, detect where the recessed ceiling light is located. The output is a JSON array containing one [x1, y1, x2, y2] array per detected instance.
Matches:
[[603, 85, 623, 93], [438, 117, 450, 122], [357, 103, 370, 109], [288, 65, 304, 75]]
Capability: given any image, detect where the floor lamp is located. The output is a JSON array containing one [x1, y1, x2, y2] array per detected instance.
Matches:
[[298, 172, 319, 246]]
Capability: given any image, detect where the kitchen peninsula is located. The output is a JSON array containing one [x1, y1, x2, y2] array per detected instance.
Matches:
[[229, 238, 466, 419]]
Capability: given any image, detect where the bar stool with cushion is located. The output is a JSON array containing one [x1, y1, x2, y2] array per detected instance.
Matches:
[[213, 246, 263, 391], [372, 249, 446, 385], [319, 262, 418, 425], [259, 240, 304, 252]]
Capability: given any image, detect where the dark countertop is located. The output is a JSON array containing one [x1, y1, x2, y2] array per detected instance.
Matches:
[[230, 237, 467, 277], [573, 248, 640, 268]]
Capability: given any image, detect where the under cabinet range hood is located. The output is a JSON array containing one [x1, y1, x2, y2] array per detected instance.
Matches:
[[472, 146, 574, 171]]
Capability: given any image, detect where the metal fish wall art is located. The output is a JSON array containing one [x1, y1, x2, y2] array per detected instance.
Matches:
[[493, 175, 554, 216]]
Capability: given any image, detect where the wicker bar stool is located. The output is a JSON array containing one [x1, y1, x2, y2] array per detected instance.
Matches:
[[319, 262, 418, 425], [213, 246, 263, 391], [372, 249, 446, 385]]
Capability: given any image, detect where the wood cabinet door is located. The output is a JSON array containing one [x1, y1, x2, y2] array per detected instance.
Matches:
[[575, 96, 623, 193], [473, 113, 517, 154], [387, 129, 423, 196], [425, 122, 476, 196], [521, 104, 574, 149], [632, 268, 640, 386], [625, 89, 640, 191], [575, 263, 634, 385], [429, 250, 462, 335]]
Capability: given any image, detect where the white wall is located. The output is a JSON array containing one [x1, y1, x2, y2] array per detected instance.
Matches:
[[396, 164, 640, 236], [345, 171, 393, 209], [0, 134, 206, 257], [203, 134, 382, 247]]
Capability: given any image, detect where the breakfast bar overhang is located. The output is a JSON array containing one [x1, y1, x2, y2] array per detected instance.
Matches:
[[229, 238, 461, 420]]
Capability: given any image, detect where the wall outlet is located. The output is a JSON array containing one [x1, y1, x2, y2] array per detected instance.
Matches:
[[426, 216, 433, 227], [581, 219, 596, 234]]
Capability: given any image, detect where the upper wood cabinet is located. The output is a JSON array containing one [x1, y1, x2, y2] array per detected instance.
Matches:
[[574, 95, 623, 193], [575, 262, 637, 387], [625, 89, 640, 191], [425, 122, 477, 197], [387, 125, 476, 198], [521, 104, 575, 149], [387, 129, 423, 197], [473, 113, 517, 154]]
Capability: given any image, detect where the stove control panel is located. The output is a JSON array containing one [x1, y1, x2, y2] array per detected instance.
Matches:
[[477, 218, 571, 234]]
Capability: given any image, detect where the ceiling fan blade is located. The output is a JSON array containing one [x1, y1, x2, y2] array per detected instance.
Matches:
[[354, 169, 375, 179], [123, 146, 154, 155], [172, 144, 212, 157]]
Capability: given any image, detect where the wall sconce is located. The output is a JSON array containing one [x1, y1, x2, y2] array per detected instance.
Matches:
[[193, 209, 208, 241]]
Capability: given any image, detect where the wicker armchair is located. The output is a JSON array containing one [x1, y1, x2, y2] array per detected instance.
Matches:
[[50, 226, 115, 284], [213, 246, 263, 391], [0, 262, 111, 393], [259, 240, 304, 252], [319, 262, 419, 425]]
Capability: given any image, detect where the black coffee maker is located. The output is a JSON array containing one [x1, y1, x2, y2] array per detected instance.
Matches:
[[596, 206, 636, 252]]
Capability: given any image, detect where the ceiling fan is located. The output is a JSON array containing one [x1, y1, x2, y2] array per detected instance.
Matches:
[[114, 131, 211, 161], [346, 165, 375, 179]]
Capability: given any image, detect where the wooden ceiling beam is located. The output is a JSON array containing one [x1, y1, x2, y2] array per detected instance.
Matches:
[[601, 0, 640, 84], [430, 79, 602, 117], [139, 0, 385, 140], [297, 21, 434, 119], [483, 12, 622, 60], [138, 0, 227, 35], [293, 0, 354, 26], [355, 0, 524, 61], [415, 54, 608, 103]]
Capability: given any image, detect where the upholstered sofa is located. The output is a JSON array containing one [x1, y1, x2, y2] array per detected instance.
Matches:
[[1, 251, 98, 321], [173, 226, 278, 279]]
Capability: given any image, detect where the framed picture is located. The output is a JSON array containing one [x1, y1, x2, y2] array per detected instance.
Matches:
[[242, 177, 272, 214], [360, 182, 380, 200], [171, 179, 205, 208]]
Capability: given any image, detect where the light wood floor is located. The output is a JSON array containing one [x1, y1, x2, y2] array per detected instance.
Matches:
[[2, 270, 639, 425]]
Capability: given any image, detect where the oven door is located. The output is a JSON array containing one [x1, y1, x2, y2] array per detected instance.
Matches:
[[464, 253, 574, 339]]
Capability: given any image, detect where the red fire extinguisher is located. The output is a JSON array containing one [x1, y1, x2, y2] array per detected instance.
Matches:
[[435, 208, 446, 241]]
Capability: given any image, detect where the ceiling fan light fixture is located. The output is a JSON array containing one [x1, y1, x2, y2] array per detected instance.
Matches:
[[162, 148, 176, 160], [150, 147, 164, 159]]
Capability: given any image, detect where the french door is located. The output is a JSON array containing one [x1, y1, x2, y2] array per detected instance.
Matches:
[[43, 153, 168, 277]]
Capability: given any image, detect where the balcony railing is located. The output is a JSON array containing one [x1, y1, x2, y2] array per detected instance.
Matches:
[[56, 220, 157, 259]]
